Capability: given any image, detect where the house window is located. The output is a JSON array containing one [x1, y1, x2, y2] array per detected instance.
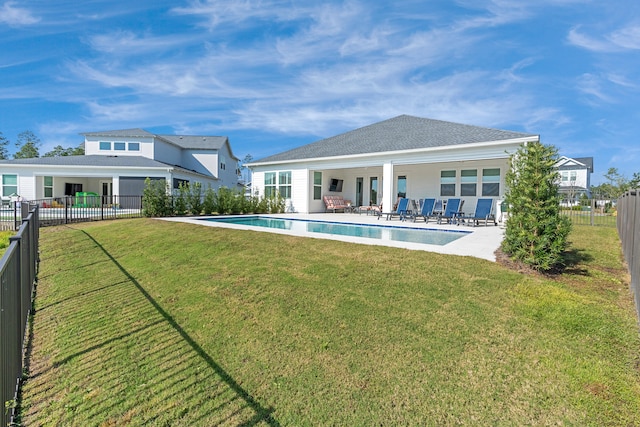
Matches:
[[313, 171, 322, 200], [482, 168, 500, 196], [279, 171, 292, 198], [264, 172, 276, 197], [370, 177, 378, 205], [220, 154, 226, 171], [461, 169, 477, 196], [99, 141, 111, 150], [397, 175, 407, 198], [128, 142, 140, 151], [2, 174, 17, 197], [173, 178, 189, 189], [570, 171, 577, 182], [114, 142, 126, 151], [561, 171, 569, 182], [44, 176, 53, 198], [440, 170, 456, 197]]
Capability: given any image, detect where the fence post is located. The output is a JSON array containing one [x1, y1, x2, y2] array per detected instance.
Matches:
[[64, 196, 69, 224]]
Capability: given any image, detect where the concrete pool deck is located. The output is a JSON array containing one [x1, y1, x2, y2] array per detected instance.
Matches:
[[164, 212, 505, 262]]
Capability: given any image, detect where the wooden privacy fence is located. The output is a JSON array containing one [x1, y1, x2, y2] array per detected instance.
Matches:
[[617, 190, 640, 324], [0, 204, 39, 426]]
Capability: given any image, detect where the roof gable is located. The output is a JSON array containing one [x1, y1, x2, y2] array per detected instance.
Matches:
[[252, 115, 537, 164], [556, 156, 594, 173]]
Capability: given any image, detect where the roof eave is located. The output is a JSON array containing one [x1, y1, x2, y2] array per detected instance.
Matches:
[[247, 135, 537, 167]]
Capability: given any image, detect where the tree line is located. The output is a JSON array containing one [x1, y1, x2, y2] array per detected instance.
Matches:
[[0, 130, 84, 159], [591, 168, 640, 199]]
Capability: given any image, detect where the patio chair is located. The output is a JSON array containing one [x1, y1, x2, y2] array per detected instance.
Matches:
[[437, 198, 464, 225], [380, 197, 410, 220], [467, 198, 497, 226], [412, 198, 437, 222]]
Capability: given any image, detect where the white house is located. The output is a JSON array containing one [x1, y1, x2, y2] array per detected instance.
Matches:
[[555, 156, 594, 202], [247, 115, 539, 214], [0, 128, 240, 204]]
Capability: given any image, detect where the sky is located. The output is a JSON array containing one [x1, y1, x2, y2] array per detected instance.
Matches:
[[0, 0, 639, 185]]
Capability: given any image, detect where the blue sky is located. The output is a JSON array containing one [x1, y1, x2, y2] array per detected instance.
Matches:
[[1, 0, 639, 185]]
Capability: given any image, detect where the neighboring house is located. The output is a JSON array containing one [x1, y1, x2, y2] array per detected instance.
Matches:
[[247, 115, 539, 214], [555, 156, 594, 202], [0, 128, 241, 204]]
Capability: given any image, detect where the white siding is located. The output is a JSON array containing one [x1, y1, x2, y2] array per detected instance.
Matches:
[[153, 139, 182, 164], [84, 136, 154, 158], [182, 150, 218, 177]]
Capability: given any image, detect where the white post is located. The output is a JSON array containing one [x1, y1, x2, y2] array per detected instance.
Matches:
[[382, 162, 394, 212]]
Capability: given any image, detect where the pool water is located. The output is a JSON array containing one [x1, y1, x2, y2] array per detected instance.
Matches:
[[202, 216, 469, 246]]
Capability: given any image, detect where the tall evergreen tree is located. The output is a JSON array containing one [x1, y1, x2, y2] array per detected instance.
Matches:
[[502, 141, 572, 271], [14, 130, 41, 159], [0, 132, 9, 159]]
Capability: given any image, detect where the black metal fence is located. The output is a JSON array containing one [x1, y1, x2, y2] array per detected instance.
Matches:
[[0, 195, 143, 230], [617, 190, 640, 323], [560, 198, 617, 227], [1, 204, 39, 426]]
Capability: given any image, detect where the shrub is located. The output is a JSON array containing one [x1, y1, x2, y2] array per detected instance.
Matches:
[[186, 182, 203, 215], [502, 141, 572, 271], [142, 178, 173, 217]]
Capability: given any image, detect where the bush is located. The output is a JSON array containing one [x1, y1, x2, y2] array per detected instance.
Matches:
[[142, 178, 173, 217], [502, 141, 572, 271]]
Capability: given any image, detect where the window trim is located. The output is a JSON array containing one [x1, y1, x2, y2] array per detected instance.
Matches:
[[99, 141, 111, 151], [44, 176, 53, 198], [313, 171, 322, 200], [440, 170, 456, 197], [2, 174, 18, 197], [128, 142, 140, 151], [278, 171, 292, 199], [114, 141, 126, 151]]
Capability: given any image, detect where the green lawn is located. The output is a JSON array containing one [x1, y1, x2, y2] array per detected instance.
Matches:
[[19, 219, 640, 425]]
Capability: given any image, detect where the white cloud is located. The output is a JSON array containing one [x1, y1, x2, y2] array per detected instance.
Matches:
[[608, 24, 640, 49], [86, 30, 197, 55], [576, 73, 614, 103], [0, 1, 39, 26]]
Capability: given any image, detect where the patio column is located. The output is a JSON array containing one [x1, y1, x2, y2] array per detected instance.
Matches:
[[382, 161, 394, 212], [112, 176, 120, 195]]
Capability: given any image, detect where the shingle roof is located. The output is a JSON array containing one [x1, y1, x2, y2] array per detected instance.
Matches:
[[0, 155, 215, 177], [81, 128, 155, 138], [253, 115, 537, 163], [81, 129, 230, 152], [159, 135, 229, 150], [0, 155, 170, 168]]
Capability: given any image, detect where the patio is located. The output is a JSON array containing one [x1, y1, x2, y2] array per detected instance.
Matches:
[[165, 212, 505, 262]]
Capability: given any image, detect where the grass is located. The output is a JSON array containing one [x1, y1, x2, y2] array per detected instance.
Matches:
[[18, 219, 640, 425], [0, 230, 14, 254]]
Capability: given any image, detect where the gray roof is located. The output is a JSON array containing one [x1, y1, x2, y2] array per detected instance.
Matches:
[[0, 155, 214, 177], [81, 129, 231, 152], [159, 134, 229, 150], [253, 115, 537, 163], [0, 155, 171, 168], [557, 156, 594, 173]]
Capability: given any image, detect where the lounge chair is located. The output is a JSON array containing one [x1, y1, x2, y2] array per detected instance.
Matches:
[[437, 198, 464, 225], [380, 197, 410, 220], [412, 198, 438, 223], [467, 198, 497, 226]]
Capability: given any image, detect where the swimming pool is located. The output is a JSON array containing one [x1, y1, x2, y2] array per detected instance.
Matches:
[[201, 216, 469, 246]]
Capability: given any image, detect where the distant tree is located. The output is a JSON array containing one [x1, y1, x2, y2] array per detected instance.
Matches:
[[0, 132, 9, 160], [240, 154, 253, 183], [629, 172, 640, 190], [502, 141, 572, 271], [14, 130, 41, 159], [43, 143, 85, 157]]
